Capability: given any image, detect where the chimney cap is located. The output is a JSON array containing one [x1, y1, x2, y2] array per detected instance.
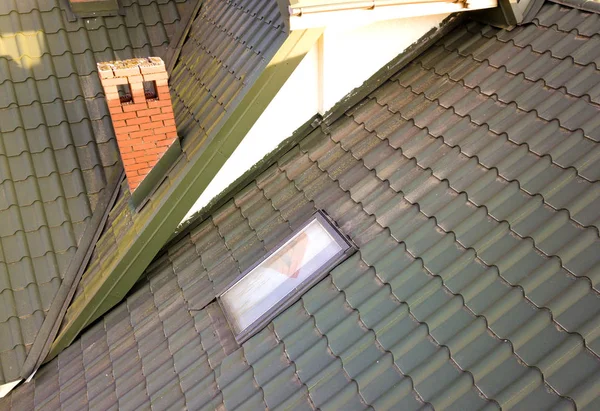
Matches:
[[97, 57, 165, 79]]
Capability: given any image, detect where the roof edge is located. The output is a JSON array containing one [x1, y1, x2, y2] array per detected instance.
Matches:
[[167, 11, 466, 249], [549, 0, 600, 13], [18, 169, 125, 381]]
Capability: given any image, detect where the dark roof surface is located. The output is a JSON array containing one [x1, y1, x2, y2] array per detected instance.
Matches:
[[55, 0, 287, 353], [0, 0, 195, 384], [2, 1, 600, 409], [171, 0, 287, 151]]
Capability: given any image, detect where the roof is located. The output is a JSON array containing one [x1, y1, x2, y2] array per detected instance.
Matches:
[[2, 0, 599, 408], [0, 0, 200, 384], [48, 0, 299, 360]]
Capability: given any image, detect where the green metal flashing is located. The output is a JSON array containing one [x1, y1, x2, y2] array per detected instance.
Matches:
[[130, 139, 182, 210], [46, 27, 324, 361]]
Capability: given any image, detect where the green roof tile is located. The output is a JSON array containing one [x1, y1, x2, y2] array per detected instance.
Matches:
[[2, 1, 600, 409], [0, 0, 193, 384]]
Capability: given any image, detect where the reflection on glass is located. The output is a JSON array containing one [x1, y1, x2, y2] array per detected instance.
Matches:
[[220, 219, 343, 335]]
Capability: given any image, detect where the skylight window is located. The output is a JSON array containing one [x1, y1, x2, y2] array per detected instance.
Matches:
[[219, 211, 354, 343]]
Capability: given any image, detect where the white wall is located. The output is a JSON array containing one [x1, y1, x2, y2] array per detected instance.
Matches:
[[181, 14, 449, 223], [319, 14, 450, 112]]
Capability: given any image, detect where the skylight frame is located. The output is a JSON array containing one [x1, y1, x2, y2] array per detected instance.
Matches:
[[218, 210, 355, 344]]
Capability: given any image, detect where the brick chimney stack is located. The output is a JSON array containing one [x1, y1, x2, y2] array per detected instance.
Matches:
[[98, 57, 177, 192]]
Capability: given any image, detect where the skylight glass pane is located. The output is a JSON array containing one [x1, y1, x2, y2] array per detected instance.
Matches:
[[219, 213, 352, 342]]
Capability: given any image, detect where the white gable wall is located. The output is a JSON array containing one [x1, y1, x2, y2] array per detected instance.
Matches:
[[182, 13, 450, 223]]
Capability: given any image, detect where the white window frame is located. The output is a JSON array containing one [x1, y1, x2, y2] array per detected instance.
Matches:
[[218, 210, 355, 344]]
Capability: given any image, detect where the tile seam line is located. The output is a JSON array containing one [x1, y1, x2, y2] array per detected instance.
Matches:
[[193, 317, 220, 409], [202, 9, 284, 36], [436, 41, 600, 106], [0, 165, 113, 186], [0, 41, 162, 64], [280, 156, 499, 408], [342, 116, 600, 359], [255, 172, 376, 408], [465, 18, 599, 45], [0, 116, 116, 135], [411, 60, 600, 167], [349, 253, 494, 409], [208, 210, 244, 276], [232, 184, 275, 254], [0, 171, 97, 189], [262, 180, 377, 408], [327, 269, 482, 410], [1, 220, 88, 240], [239, 181, 295, 245], [0, 340, 30, 355], [385, 81, 600, 235], [98, 316, 118, 409], [191, 219, 218, 290], [242, 348, 273, 411], [28, 361, 60, 409], [0, 1, 165, 19], [529, 19, 600, 41], [169, 237, 210, 312], [307, 148, 575, 406], [297, 295, 377, 410], [347, 112, 600, 293], [362, 175, 600, 378], [0, 194, 93, 215], [471, 25, 600, 74], [272, 324, 319, 410], [218, 198, 268, 274], [0, 93, 106, 107], [148, 271, 187, 409], [188, 30, 262, 63], [0, 276, 62, 295], [531, 18, 598, 37], [124, 292, 152, 409]]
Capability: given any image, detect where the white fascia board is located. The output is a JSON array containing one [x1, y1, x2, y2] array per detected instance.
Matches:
[[289, 0, 497, 30]]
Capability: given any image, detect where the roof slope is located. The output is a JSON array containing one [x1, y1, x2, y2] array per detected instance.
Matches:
[[2, 2, 600, 408], [171, 0, 287, 149], [0, 0, 194, 384], [52, 0, 288, 358]]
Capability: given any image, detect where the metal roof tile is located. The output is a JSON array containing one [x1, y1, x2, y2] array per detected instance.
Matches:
[[5, 2, 600, 408]]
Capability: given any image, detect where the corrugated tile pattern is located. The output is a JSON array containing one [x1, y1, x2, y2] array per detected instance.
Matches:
[[3, 4, 600, 409], [0, 0, 190, 384], [170, 0, 287, 153]]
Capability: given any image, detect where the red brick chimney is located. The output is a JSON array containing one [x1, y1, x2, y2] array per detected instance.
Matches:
[[98, 57, 177, 192]]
